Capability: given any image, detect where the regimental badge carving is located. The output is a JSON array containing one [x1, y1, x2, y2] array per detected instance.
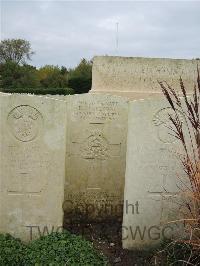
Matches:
[[152, 107, 184, 144], [7, 105, 43, 142], [81, 130, 109, 160]]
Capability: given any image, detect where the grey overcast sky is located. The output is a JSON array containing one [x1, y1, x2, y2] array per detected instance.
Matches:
[[1, 1, 200, 68]]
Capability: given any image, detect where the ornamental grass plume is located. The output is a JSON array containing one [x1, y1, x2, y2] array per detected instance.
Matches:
[[159, 67, 200, 264]]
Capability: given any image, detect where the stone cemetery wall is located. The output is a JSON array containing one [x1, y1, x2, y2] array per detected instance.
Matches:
[[0, 93, 66, 241], [90, 56, 197, 99], [122, 98, 189, 250], [64, 94, 129, 221]]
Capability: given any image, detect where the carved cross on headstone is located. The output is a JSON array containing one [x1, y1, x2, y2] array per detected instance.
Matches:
[[6, 180, 41, 228], [148, 165, 178, 221]]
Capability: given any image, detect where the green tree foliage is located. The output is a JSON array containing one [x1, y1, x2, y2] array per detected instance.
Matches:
[[0, 39, 92, 95], [0, 39, 34, 65], [60, 66, 68, 75], [68, 58, 92, 94], [37, 65, 68, 88], [0, 61, 39, 89]]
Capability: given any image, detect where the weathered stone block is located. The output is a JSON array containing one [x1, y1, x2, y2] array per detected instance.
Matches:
[[90, 56, 197, 99]]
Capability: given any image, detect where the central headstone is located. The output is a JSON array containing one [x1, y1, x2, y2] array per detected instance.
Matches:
[[64, 94, 128, 221]]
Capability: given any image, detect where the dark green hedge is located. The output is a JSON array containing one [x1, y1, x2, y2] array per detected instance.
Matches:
[[0, 87, 74, 95]]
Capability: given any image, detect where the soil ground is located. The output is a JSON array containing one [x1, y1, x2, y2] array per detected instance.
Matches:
[[64, 219, 166, 266]]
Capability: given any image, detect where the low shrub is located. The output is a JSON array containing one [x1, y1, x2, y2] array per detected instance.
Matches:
[[0, 234, 26, 266], [0, 231, 108, 266]]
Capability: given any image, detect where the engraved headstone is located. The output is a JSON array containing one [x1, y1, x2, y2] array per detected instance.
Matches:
[[122, 98, 188, 250], [64, 94, 128, 220], [0, 93, 66, 241]]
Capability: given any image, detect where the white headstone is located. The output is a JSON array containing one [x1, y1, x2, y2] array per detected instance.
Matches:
[[122, 98, 188, 250], [0, 93, 66, 241], [64, 94, 129, 220]]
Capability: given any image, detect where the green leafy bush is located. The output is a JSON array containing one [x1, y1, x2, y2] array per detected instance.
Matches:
[[0, 234, 26, 266], [0, 232, 108, 266]]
